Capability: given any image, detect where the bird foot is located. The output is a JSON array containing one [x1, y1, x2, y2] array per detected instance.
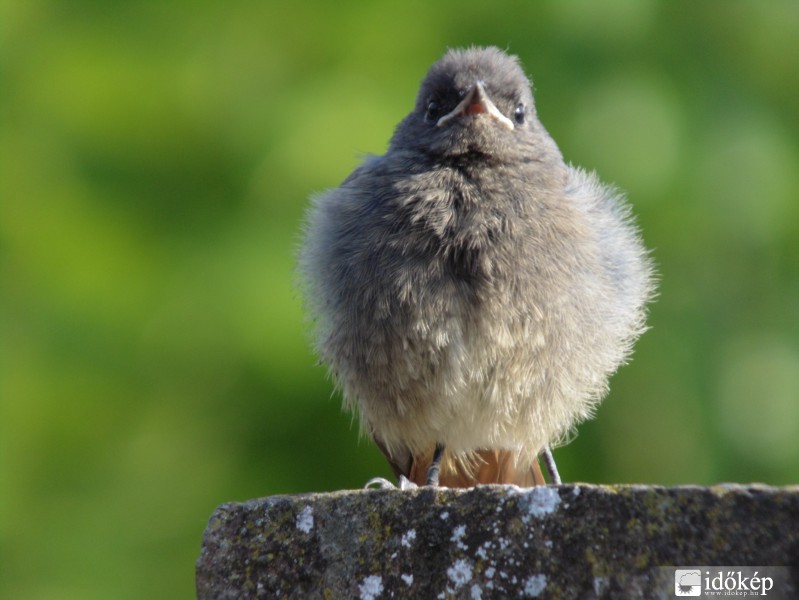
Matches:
[[364, 475, 418, 490]]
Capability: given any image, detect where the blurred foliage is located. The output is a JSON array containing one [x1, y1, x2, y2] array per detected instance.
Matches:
[[2, 1, 798, 598]]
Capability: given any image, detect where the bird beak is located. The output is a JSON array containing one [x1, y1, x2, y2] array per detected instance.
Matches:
[[436, 81, 515, 131]]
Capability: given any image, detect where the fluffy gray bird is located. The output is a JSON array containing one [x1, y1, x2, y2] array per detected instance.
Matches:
[[299, 46, 654, 488]]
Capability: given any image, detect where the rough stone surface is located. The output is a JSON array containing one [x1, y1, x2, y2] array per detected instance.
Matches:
[[196, 484, 799, 599]]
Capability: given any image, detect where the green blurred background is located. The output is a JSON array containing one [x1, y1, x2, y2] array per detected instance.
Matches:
[[2, 1, 798, 598]]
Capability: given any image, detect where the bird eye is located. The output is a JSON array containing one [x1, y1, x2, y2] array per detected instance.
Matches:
[[425, 100, 441, 122], [514, 103, 526, 125]]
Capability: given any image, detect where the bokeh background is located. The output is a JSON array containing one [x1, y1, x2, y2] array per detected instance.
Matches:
[[2, 1, 798, 598]]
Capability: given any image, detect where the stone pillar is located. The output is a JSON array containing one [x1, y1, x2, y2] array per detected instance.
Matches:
[[196, 484, 798, 599]]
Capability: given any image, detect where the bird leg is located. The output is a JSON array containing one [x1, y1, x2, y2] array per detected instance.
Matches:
[[425, 443, 445, 486], [541, 446, 561, 484]]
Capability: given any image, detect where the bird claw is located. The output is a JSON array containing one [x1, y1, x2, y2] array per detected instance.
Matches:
[[397, 475, 418, 490], [364, 477, 395, 489], [364, 475, 418, 490]]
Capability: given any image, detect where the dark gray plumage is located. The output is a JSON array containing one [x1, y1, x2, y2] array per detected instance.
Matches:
[[299, 47, 654, 487]]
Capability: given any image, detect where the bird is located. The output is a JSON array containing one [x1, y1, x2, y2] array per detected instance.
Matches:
[[298, 46, 654, 488]]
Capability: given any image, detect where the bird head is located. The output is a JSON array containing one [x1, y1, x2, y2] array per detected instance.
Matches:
[[389, 46, 558, 165]]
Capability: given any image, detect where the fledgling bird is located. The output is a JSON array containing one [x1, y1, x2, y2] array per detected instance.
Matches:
[[299, 46, 655, 488]]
